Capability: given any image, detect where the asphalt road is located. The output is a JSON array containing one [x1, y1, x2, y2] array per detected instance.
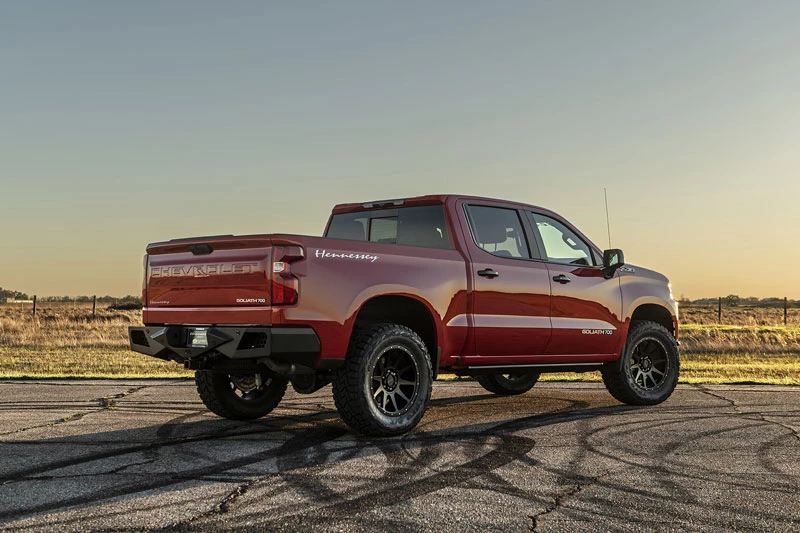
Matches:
[[0, 380, 798, 532]]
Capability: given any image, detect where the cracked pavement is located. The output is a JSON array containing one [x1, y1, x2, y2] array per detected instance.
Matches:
[[0, 381, 798, 532]]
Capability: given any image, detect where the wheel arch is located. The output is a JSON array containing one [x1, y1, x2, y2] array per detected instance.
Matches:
[[629, 303, 677, 338], [352, 294, 439, 375]]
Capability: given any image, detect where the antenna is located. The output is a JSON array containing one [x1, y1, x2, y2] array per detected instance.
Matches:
[[604, 188, 612, 248]]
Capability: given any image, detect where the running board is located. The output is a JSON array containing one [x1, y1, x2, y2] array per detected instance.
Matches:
[[459, 362, 604, 375]]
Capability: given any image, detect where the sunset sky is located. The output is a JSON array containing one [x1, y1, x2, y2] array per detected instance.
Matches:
[[2, 1, 799, 299]]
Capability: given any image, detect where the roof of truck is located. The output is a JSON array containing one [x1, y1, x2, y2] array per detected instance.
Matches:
[[331, 194, 550, 215]]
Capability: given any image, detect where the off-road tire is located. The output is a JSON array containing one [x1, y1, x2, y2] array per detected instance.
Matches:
[[195, 370, 288, 420], [475, 372, 540, 395], [601, 321, 680, 405], [332, 323, 433, 437]]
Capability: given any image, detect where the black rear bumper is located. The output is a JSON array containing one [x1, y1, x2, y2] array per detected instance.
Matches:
[[129, 325, 324, 369]]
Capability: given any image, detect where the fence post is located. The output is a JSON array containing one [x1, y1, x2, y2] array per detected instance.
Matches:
[[32, 295, 37, 316], [785, 297, 789, 326], [718, 296, 722, 323], [92, 295, 97, 317]]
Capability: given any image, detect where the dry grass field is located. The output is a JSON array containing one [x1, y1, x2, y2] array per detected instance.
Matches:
[[0, 305, 188, 378], [0, 303, 798, 384]]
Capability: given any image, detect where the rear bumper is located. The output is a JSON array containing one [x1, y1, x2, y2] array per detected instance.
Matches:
[[129, 325, 325, 369]]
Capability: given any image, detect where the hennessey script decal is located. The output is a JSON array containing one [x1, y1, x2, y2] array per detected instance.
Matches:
[[314, 249, 379, 263]]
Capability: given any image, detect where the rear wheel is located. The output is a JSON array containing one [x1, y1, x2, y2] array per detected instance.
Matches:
[[475, 372, 540, 395], [601, 321, 679, 405], [332, 323, 432, 437], [195, 370, 288, 420]]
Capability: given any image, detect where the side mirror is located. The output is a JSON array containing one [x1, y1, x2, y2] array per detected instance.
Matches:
[[602, 249, 624, 279]]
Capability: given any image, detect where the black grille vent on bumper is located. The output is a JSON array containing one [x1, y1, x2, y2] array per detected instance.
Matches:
[[238, 331, 268, 350], [130, 330, 150, 347]]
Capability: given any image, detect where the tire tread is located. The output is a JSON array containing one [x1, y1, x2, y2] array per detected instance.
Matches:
[[195, 370, 287, 420], [601, 321, 679, 405], [332, 323, 432, 436]]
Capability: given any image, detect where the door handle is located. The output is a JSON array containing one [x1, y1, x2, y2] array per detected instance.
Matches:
[[478, 268, 499, 279], [553, 274, 571, 284]]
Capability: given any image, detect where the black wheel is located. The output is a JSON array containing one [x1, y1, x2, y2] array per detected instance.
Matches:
[[601, 321, 679, 405], [195, 370, 288, 420], [332, 323, 433, 437], [475, 372, 540, 395]]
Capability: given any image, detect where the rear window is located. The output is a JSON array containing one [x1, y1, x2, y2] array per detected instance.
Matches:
[[326, 205, 451, 249]]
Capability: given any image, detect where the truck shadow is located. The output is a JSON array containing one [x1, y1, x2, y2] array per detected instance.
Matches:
[[0, 390, 643, 528]]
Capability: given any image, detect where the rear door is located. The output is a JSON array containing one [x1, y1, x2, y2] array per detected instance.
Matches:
[[460, 202, 552, 363], [525, 211, 624, 356]]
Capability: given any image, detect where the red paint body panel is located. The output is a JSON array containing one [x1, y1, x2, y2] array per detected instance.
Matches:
[[139, 195, 678, 371], [545, 263, 624, 356], [146, 249, 272, 311], [465, 255, 552, 360], [272, 236, 470, 364]]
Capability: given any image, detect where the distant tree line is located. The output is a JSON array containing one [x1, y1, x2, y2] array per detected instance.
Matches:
[[2, 286, 795, 310], [0, 287, 31, 301], [680, 295, 798, 307], [37, 295, 142, 305]]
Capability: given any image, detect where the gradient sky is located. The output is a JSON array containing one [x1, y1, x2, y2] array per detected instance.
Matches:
[[2, 1, 799, 299]]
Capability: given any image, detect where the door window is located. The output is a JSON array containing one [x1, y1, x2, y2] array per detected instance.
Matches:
[[465, 205, 530, 259], [531, 213, 595, 266]]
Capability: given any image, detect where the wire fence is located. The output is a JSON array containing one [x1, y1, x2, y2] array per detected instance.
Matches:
[[2, 296, 141, 316], [4, 294, 797, 327], [680, 298, 797, 326]]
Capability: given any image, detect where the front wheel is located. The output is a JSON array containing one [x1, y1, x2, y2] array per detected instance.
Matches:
[[601, 321, 680, 405], [475, 372, 540, 395], [332, 323, 433, 437], [195, 370, 288, 420]]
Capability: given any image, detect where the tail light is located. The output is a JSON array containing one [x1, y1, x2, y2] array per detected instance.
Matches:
[[271, 246, 304, 305], [142, 254, 148, 306]]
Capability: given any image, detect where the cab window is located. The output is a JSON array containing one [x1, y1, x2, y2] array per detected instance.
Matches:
[[369, 217, 397, 243], [465, 205, 530, 259], [326, 205, 451, 249], [531, 213, 595, 266]]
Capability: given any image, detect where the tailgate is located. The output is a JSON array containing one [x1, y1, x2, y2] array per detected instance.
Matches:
[[145, 236, 274, 323]]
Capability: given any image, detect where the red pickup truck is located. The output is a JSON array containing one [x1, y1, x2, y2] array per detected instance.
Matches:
[[129, 195, 679, 436]]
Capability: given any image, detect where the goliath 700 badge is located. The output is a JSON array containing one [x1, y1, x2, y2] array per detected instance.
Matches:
[[582, 329, 614, 335]]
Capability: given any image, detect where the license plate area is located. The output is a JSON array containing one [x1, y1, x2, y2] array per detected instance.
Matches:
[[187, 327, 208, 348]]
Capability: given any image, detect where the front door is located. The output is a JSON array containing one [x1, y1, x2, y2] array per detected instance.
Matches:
[[526, 211, 624, 356]]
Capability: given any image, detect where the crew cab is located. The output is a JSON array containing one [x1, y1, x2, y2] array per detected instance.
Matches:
[[129, 195, 679, 436]]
